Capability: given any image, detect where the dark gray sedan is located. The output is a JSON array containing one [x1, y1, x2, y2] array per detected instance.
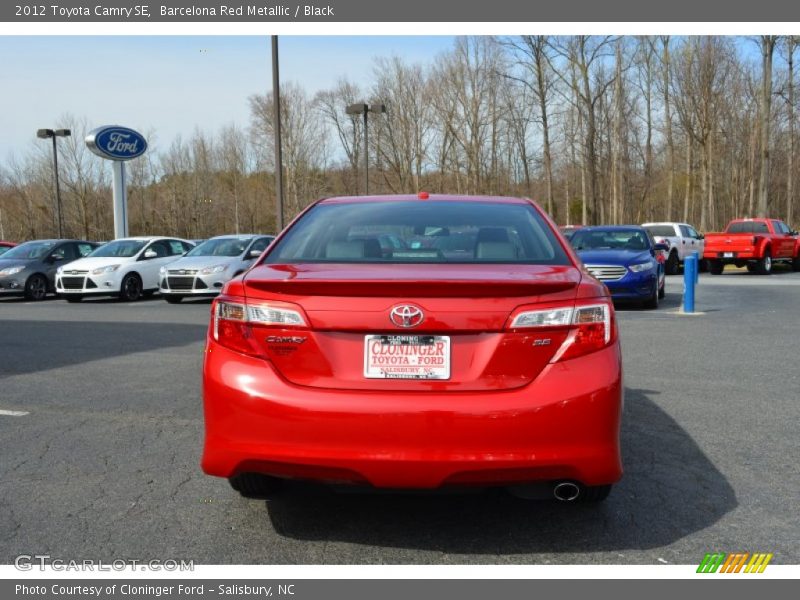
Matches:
[[0, 239, 100, 300]]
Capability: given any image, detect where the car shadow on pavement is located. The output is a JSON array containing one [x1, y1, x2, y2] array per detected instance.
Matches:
[[265, 387, 737, 554], [0, 320, 206, 378]]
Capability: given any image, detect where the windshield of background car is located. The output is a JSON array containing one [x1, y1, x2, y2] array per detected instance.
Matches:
[[0, 246, 12, 256], [571, 229, 650, 251], [88, 240, 147, 258], [186, 238, 250, 258], [644, 225, 676, 237], [265, 201, 571, 265], [1, 241, 56, 260]]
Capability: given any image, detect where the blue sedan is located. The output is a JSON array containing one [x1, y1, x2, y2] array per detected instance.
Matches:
[[569, 226, 667, 309]]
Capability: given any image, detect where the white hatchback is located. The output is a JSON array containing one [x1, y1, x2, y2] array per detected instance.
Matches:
[[55, 236, 195, 302], [159, 234, 274, 303]]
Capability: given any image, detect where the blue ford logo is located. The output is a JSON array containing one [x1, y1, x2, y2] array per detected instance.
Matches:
[[86, 125, 147, 161]]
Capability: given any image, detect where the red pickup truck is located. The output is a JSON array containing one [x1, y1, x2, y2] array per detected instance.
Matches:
[[704, 218, 800, 275]]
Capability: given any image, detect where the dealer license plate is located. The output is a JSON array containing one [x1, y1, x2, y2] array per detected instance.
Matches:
[[723, 252, 734, 258], [364, 335, 451, 380]]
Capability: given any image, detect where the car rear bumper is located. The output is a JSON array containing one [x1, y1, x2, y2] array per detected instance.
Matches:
[[704, 251, 759, 261], [202, 341, 624, 489]]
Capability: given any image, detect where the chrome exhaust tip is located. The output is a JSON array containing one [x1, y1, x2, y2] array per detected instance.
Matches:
[[553, 481, 581, 502]]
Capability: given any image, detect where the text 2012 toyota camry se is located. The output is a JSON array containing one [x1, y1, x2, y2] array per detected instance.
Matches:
[[202, 195, 623, 503]]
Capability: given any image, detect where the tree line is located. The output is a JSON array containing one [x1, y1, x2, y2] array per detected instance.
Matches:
[[0, 35, 797, 242]]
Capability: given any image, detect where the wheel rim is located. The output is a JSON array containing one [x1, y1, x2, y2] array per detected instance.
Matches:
[[124, 277, 141, 299], [765, 256, 771, 271], [30, 277, 46, 300]]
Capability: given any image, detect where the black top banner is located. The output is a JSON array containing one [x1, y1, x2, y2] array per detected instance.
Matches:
[[4, 0, 800, 22]]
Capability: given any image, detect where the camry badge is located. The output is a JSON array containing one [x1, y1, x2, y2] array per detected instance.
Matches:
[[390, 305, 424, 328]]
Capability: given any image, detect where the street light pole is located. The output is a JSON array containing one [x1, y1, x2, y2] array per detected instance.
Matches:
[[37, 128, 71, 238], [271, 35, 284, 232], [50, 135, 63, 238], [346, 103, 385, 195], [362, 109, 368, 194]]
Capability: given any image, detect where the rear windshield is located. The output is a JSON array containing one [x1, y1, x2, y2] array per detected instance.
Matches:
[[726, 221, 769, 234], [571, 229, 651, 251], [644, 225, 676, 237], [265, 201, 570, 265]]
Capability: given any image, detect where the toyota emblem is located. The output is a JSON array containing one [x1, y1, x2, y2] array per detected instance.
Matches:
[[390, 305, 424, 328]]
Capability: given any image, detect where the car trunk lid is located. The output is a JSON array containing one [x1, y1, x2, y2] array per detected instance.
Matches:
[[238, 263, 581, 391]]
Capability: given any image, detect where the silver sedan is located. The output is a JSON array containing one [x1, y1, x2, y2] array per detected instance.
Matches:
[[158, 235, 274, 303]]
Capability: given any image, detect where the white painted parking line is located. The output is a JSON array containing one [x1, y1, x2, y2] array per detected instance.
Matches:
[[0, 409, 29, 417]]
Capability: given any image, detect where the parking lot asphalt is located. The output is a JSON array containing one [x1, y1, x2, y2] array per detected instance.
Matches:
[[1, 270, 798, 565]]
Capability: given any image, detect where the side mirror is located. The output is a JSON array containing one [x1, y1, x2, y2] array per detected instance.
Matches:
[[48, 254, 65, 263], [697, 233, 705, 240], [248, 249, 262, 259], [143, 249, 158, 259]]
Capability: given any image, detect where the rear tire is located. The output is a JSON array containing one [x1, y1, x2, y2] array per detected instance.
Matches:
[[228, 473, 284, 499], [792, 255, 800, 272], [578, 484, 612, 503], [665, 251, 679, 275], [746, 263, 757, 273], [164, 295, 183, 304], [23, 274, 48, 301], [708, 260, 724, 275], [755, 251, 772, 275]]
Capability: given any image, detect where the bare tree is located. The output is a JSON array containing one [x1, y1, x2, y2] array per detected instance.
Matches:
[[758, 36, 779, 217]]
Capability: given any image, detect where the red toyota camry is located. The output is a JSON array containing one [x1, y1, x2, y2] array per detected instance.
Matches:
[[202, 195, 623, 502]]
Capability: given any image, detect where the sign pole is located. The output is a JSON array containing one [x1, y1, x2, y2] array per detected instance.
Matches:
[[85, 125, 147, 240], [112, 161, 128, 239]]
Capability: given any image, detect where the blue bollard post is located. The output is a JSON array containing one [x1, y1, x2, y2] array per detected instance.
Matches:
[[683, 254, 697, 313], [692, 251, 700, 284]]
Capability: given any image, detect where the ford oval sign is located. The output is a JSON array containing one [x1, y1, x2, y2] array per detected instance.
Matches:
[[86, 125, 147, 161]]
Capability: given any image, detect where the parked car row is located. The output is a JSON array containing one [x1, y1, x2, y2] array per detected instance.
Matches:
[[560, 217, 800, 307], [566, 226, 668, 309], [0, 234, 274, 302]]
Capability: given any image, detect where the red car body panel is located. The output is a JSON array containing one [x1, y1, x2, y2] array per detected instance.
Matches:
[[202, 342, 622, 489], [703, 218, 800, 261], [201, 195, 624, 490]]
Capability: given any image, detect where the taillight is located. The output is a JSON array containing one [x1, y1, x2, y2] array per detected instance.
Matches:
[[508, 301, 615, 362], [212, 297, 307, 356]]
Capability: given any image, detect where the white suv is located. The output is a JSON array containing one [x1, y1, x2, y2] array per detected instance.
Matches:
[[642, 222, 705, 275], [55, 236, 195, 302]]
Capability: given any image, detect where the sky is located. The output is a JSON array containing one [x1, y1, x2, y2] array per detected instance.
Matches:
[[0, 36, 456, 161]]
